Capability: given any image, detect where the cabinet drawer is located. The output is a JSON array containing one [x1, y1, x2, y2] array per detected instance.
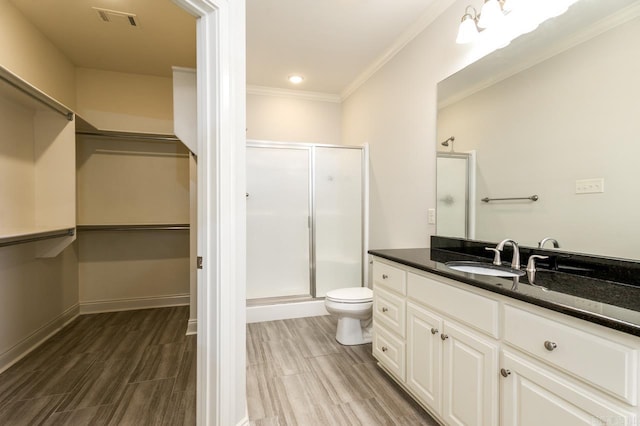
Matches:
[[504, 304, 638, 405], [373, 286, 406, 338], [408, 272, 499, 338], [372, 260, 406, 295], [373, 325, 406, 381]]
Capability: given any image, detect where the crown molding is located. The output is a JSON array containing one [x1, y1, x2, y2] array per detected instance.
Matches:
[[340, 0, 456, 101], [247, 85, 341, 103]]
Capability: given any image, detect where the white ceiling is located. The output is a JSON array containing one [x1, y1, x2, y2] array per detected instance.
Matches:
[[10, 0, 439, 94], [247, 0, 439, 95]]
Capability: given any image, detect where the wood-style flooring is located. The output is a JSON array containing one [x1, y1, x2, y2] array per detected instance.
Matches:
[[246, 315, 439, 425], [0, 306, 195, 426]]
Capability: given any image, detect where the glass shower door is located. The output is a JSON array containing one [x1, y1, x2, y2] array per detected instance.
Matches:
[[314, 147, 363, 297], [246, 145, 311, 299], [436, 153, 470, 238]]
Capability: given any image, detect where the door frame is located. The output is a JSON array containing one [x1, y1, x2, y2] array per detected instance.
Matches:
[[173, 1, 247, 425]]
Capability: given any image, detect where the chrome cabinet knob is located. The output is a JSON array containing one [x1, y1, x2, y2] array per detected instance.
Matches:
[[500, 368, 511, 378], [440, 334, 449, 341], [544, 341, 557, 351], [381, 346, 388, 352], [382, 274, 389, 279], [381, 307, 388, 313], [430, 328, 438, 335]]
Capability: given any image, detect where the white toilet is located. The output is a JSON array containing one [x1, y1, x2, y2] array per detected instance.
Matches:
[[324, 286, 373, 345]]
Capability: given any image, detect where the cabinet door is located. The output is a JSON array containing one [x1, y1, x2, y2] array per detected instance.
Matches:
[[407, 302, 443, 413], [442, 321, 499, 426], [501, 350, 636, 426]]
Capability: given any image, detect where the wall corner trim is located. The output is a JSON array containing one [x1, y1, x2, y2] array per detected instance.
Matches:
[[186, 318, 198, 335]]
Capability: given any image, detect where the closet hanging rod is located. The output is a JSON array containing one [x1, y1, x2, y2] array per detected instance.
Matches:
[[0, 66, 74, 121], [0, 228, 75, 248], [76, 130, 181, 142], [77, 224, 190, 232], [481, 195, 539, 203]]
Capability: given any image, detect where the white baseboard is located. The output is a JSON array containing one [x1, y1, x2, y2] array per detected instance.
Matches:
[[246, 300, 329, 323], [79, 294, 190, 314], [186, 318, 197, 335], [0, 303, 80, 374]]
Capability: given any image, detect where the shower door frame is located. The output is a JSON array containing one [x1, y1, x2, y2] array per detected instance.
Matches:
[[247, 140, 369, 300], [436, 151, 476, 239]]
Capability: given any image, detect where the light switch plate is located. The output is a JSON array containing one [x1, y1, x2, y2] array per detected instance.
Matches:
[[575, 178, 604, 194], [428, 208, 436, 224]]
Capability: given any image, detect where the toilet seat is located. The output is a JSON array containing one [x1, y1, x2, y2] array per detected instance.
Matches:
[[325, 287, 373, 304]]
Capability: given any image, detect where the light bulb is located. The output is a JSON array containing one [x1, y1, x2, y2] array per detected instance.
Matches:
[[456, 15, 480, 44], [478, 0, 505, 29], [288, 75, 304, 84]]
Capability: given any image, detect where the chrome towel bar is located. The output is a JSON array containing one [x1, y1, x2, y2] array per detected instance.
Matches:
[[481, 195, 539, 203]]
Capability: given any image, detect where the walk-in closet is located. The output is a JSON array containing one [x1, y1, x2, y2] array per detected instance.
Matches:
[[0, 0, 198, 422]]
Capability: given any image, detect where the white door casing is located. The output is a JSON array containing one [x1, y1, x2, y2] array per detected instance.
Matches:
[[172, 0, 247, 425]]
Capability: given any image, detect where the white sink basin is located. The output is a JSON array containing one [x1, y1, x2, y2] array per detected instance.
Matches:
[[445, 261, 524, 278]]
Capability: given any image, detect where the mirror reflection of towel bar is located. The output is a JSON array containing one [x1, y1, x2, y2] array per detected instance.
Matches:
[[482, 195, 539, 203]]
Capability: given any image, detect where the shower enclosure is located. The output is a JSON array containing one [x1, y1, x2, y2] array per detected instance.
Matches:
[[436, 151, 475, 239], [246, 141, 368, 303]]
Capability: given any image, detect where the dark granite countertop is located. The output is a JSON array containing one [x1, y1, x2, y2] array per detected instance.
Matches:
[[368, 247, 640, 338]]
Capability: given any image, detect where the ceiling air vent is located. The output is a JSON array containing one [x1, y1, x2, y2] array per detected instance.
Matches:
[[93, 7, 139, 27]]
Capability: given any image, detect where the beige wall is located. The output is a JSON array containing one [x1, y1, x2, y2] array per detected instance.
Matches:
[[76, 135, 191, 307], [341, 0, 516, 249], [0, 77, 78, 372], [76, 68, 174, 134], [247, 93, 342, 145], [0, 0, 76, 109], [438, 18, 640, 259], [78, 231, 189, 306]]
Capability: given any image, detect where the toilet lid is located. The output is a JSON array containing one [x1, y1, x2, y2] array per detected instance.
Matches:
[[325, 287, 373, 303]]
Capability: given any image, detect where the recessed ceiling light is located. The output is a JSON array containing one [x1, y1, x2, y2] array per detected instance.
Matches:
[[288, 75, 304, 84]]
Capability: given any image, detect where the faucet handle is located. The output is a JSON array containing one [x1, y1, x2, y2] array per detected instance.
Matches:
[[526, 255, 548, 272], [485, 247, 502, 266]]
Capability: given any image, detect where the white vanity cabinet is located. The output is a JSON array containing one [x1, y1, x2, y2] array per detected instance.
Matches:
[[370, 256, 640, 426], [372, 260, 407, 381], [407, 270, 499, 425], [500, 350, 635, 425]]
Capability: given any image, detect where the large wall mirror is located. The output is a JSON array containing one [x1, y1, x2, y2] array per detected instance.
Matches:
[[436, 0, 640, 261]]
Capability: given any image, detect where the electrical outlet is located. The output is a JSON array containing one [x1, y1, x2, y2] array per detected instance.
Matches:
[[428, 208, 436, 225], [575, 178, 604, 194]]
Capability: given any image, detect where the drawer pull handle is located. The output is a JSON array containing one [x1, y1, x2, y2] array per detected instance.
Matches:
[[430, 328, 438, 335], [544, 341, 557, 351], [382, 307, 388, 313], [500, 368, 511, 378], [382, 274, 389, 279], [381, 346, 388, 352], [440, 334, 449, 341]]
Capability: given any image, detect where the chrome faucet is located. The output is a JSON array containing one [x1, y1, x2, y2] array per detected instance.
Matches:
[[495, 239, 520, 270], [538, 237, 560, 249]]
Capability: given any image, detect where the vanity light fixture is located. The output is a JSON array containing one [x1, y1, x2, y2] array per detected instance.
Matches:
[[288, 75, 304, 84], [456, 0, 579, 45], [456, 6, 481, 44], [456, 0, 510, 44], [477, 0, 506, 28]]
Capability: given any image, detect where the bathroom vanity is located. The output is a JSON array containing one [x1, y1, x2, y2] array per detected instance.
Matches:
[[369, 243, 640, 425]]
